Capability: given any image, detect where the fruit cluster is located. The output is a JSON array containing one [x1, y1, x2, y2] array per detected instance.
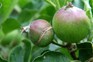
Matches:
[[29, 3, 91, 47]]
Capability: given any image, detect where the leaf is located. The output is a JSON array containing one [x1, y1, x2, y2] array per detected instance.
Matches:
[[29, 0, 45, 10], [8, 45, 25, 62], [89, 0, 93, 14], [0, 30, 22, 46], [46, 0, 72, 10], [0, 46, 9, 60], [56, 47, 73, 60], [2, 18, 21, 34], [38, 5, 56, 22], [0, 28, 4, 41], [18, 9, 37, 24], [82, 0, 93, 21], [23, 39, 31, 62], [18, 0, 56, 23], [31, 46, 49, 62], [72, 0, 84, 9], [18, 0, 31, 8], [17, 0, 45, 24], [22, 0, 45, 10], [0, 0, 19, 25], [0, 57, 7, 62], [33, 51, 70, 62], [71, 60, 81, 62], [77, 42, 92, 62]]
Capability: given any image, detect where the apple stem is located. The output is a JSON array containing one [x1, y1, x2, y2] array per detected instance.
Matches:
[[66, 43, 78, 60], [52, 41, 78, 60], [65, 2, 73, 10], [52, 41, 67, 48]]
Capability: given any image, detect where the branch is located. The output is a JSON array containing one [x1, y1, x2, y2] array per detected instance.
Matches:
[[56, 0, 61, 9], [66, 43, 78, 60], [52, 41, 67, 48], [52, 41, 78, 60], [46, 0, 56, 9]]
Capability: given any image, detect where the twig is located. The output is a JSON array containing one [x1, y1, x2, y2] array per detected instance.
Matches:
[[52, 40, 67, 48], [66, 43, 78, 60], [56, 0, 61, 9], [46, 0, 56, 8], [70, 50, 78, 60], [52, 41, 78, 60]]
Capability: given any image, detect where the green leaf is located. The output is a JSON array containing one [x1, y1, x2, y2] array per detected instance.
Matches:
[[17, 0, 45, 24], [33, 51, 70, 62], [23, 39, 31, 62], [87, 30, 93, 41], [22, 0, 45, 10], [2, 18, 21, 34], [0, 28, 4, 41], [56, 47, 73, 60], [89, 0, 93, 14], [72, 0, 84, 9], [0, 30, 22, 46], [18, 9, 37, 24], [71, 60, 81, 62], [82, 0, 92, 19], [38, 5, 56, 22], [46, 0, 72, 10], [29, 0, 45, 10], [31, 46, 49, 62], [77, 42, 92, 62], [18, 0, 31, 8], [0, 0, 19, 25], [0, 46, 9, 60], [18, 0, 55, 23], [0, 57, 7, 62], [8, 45, 25, 62]]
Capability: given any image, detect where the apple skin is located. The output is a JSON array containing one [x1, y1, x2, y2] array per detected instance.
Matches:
[[52, 4, 91, 43], [29, 19, 54, 47]]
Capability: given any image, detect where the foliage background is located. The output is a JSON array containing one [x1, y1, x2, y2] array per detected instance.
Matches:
[[0, 0, 93, 62]]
